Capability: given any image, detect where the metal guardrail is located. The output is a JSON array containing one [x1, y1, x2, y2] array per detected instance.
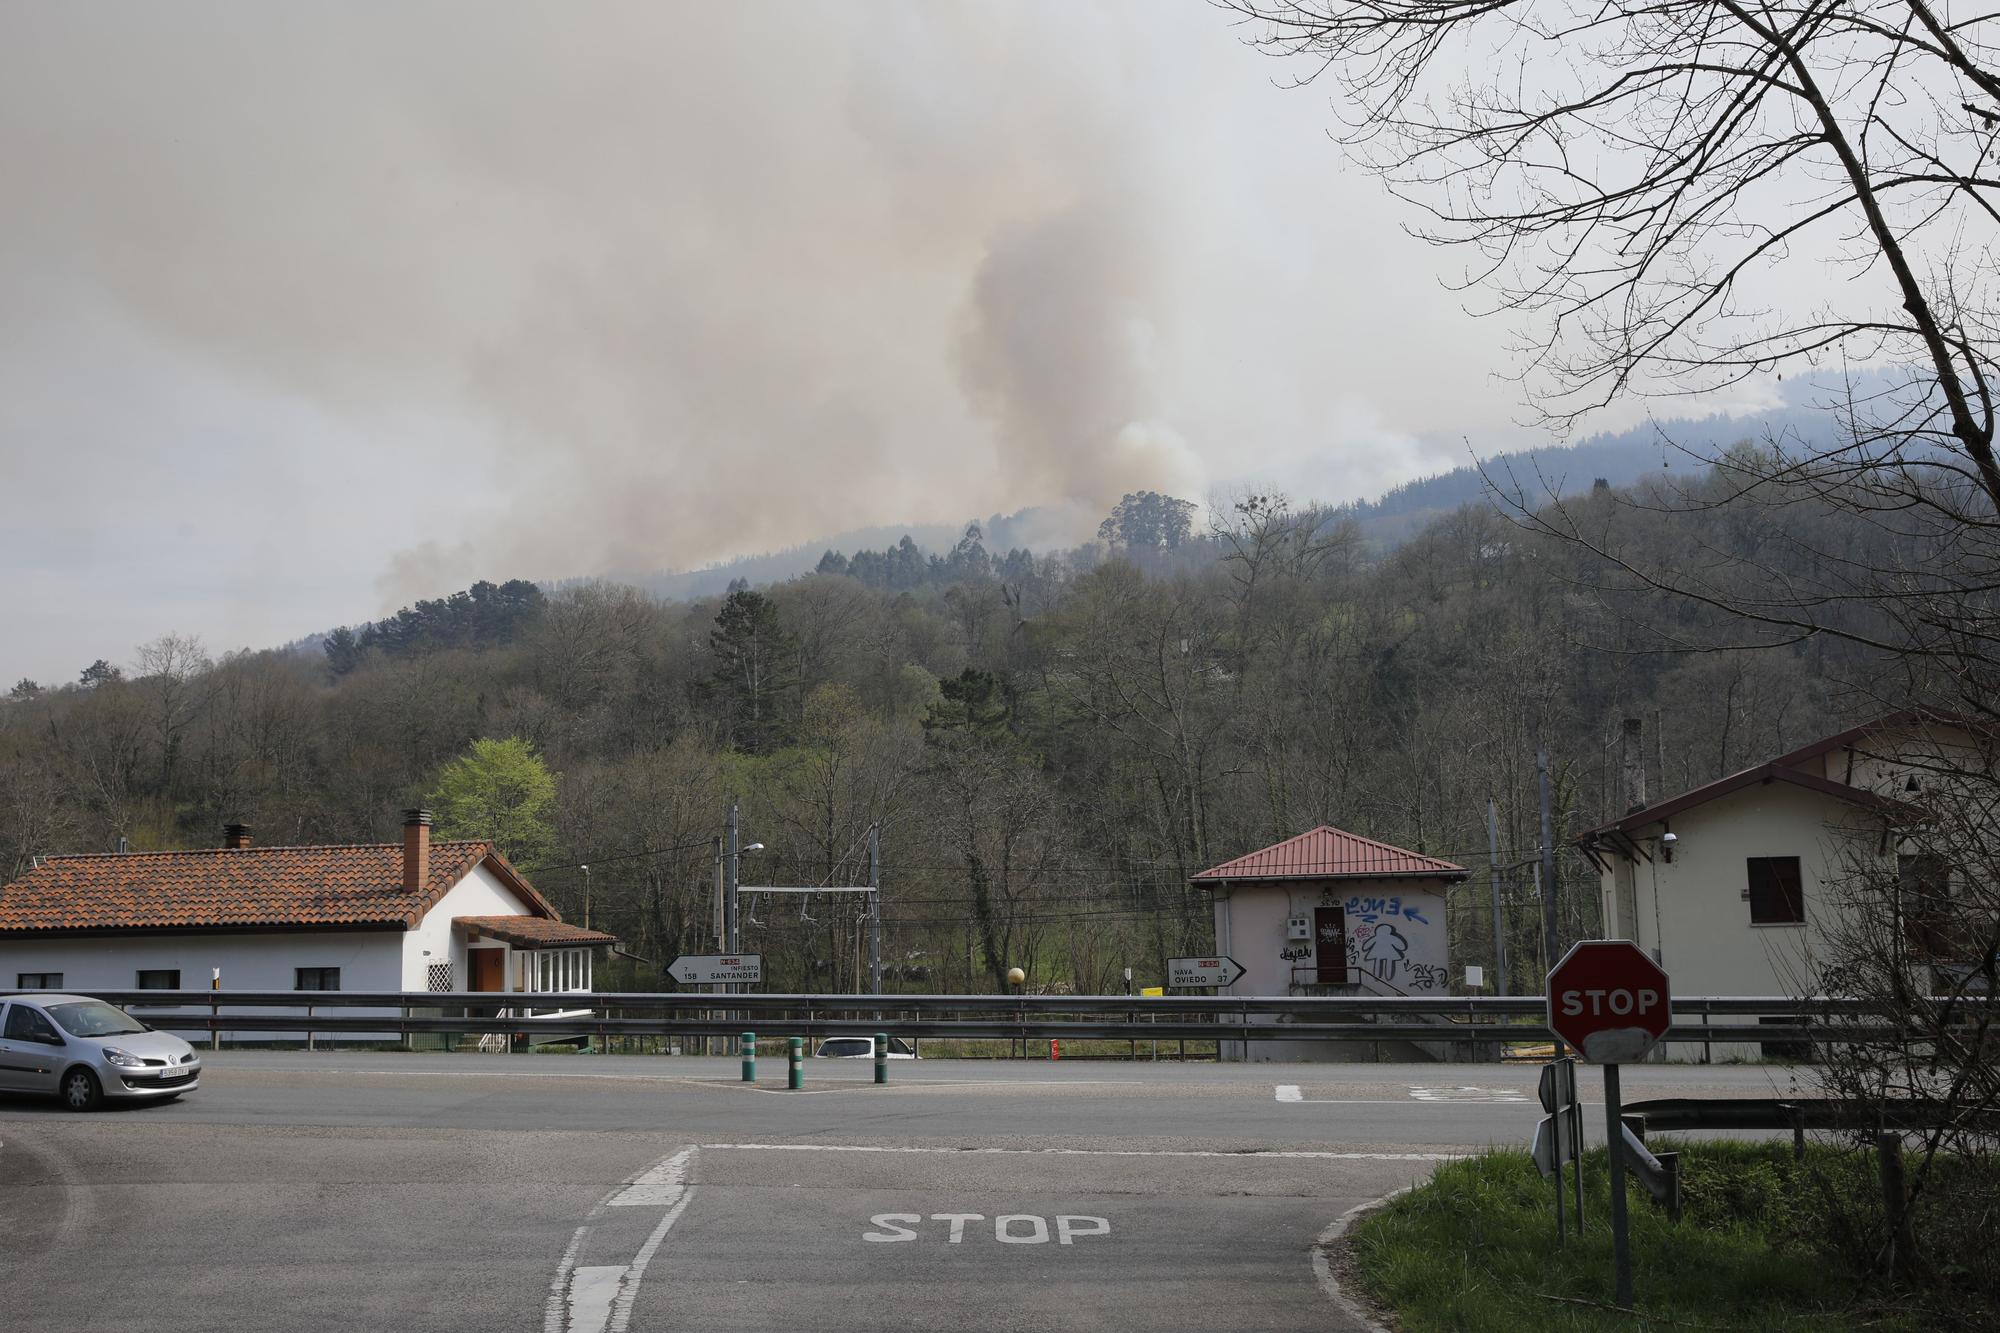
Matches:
[[1623, 1096, 2000, 1162], [54, 989, 1990, 1047]]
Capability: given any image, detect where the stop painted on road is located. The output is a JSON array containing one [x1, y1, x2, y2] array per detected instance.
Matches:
[[864, 1213, 1111, 1244]]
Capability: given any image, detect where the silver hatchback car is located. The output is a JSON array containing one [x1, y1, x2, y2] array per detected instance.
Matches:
[[0, 993, 201, 1110]]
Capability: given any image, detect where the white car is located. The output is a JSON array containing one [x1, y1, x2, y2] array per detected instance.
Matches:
[[0, 994, 200, 1110], [814, 1036, 917, 1059]]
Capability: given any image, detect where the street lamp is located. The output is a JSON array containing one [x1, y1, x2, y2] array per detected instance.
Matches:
[[580, 864, 591, 931]]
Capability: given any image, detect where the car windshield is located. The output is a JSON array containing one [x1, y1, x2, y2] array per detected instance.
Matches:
[[46, 1000, 148, 1037], [820, 1039, 870, 1056]]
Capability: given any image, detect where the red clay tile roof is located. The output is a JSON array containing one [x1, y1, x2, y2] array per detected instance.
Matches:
[[1191, 826, 1466, 884], [454, 915, 614, 948], [0, 841, 563, 936]]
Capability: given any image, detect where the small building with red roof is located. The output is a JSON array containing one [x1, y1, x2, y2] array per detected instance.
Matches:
[[1192, 826, 1467, 1060], [0, 809, 612, 1041]]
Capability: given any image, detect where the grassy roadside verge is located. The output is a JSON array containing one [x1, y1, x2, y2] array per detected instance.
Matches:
[[1346, 1143, 1940, 1331]]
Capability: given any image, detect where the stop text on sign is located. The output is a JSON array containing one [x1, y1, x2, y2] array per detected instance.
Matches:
[[863, 1213, 1110, 1245], [1556, 988, 1662, 1018]]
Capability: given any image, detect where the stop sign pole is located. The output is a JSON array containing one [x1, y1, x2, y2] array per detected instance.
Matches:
[[1546, 939, 1672, 1311]]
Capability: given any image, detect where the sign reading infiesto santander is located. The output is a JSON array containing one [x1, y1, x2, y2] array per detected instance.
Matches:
[[1545, 940, 1671, 1063]]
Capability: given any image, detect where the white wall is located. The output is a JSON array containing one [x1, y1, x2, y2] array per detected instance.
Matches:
[[0, 931, 403, 1041], [1215, 877, 1451, 996], [400, 861, 538, 991], [1596, 779, 1889, 1058], [1211, 876, 1455, 1062]]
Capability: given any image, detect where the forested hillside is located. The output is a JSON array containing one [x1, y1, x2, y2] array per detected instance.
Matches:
[[0, 465, 1891, 995]]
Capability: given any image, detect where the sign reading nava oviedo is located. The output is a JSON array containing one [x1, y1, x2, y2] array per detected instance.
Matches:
[[1545, 940, 1671, 1063], [667, 954, 763, 985], [1165, 956, 1244, 989]]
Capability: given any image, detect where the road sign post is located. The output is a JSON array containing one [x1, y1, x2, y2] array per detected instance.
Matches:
[[1535, 1056, 1584, 1240], [668, 954, 763, 986], [1605, 1062, 1632, 1307], [1164, 956, 1245, 989], [1547, 940, 1672, 1311]]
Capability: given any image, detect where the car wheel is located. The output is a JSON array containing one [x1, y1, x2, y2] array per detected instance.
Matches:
[[60, 1067, 103, 1112]]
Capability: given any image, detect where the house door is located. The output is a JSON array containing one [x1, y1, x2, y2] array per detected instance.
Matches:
[[469, 949, 505, 993], [1314, 906, 1348, 985]]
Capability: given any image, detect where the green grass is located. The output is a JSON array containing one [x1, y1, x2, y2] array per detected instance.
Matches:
[[1347, 1142, 1929, 1331]]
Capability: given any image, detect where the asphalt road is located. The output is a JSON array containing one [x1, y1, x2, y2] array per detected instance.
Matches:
[[0, 1053, 1809, 1332]]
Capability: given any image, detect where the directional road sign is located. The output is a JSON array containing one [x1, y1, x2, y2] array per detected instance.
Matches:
[[1165, 956, 1244, 989], [1545, 940, 1671, 1063], [667, 953, 762, 985]]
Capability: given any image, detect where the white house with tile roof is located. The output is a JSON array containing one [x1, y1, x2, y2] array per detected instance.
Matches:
[[0, 810, 612, 1043]]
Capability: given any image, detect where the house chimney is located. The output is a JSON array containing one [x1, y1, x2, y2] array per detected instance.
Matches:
[[402, 809, 431, 892], [222, 823, 253, 849], [1621, 717, 1647, 813]]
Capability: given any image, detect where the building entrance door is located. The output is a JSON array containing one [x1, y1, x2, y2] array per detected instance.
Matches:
[[469, 948, 505, 993], [1314, 906, 1348, 985]]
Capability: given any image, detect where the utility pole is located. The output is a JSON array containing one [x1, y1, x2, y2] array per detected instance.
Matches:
[[725, 802, 741, 954], [712, 837, 724, 950], [1486, 799, 1507, 996], [1536, 746, 1561, 989], [580, 864, 592, 932], [867, 822, 882, 996]]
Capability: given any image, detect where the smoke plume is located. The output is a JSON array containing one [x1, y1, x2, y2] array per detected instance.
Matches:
[[0, 3, 1514, 676]]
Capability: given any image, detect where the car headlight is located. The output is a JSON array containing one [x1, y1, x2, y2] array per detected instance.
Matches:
[[102, 1047, 144, 1068]]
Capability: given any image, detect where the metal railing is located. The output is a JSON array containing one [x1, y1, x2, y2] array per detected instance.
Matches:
[[66, 989, 1991, 1048]]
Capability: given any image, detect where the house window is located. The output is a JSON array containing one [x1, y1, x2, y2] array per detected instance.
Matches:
[[136, 969, 181, 989], [295, 967, 341, 991], [1898, 854, 1951, 956], [1747, 857, 1805, 924], [16, 972, 61, 989]]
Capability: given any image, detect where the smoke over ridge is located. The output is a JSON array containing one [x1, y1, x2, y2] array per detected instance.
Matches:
[[0, 3, 1516, 677]]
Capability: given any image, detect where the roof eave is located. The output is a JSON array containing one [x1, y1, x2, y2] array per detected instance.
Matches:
[[1192, 868, 1470, 888]]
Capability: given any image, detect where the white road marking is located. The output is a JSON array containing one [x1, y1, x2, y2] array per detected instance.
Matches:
[[547, 1147, 700, 1333], [566, 1267, 624, 1333], [698, 1142, 1456, 1162], [608, 1169, 698, 1333], [607, 1148, 691, 1207], [543, 1224, 592, 1333], [1407, 1085, 1530, 1104], [1276, 1084, 1505, 1106]]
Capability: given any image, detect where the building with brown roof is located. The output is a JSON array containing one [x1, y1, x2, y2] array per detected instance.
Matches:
[[0, 810, 612, 1038], [1191, 826, 1468, 1061], [1574, 714, 1971, 1057]]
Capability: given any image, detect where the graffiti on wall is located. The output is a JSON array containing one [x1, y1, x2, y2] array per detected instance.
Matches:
[[1337, 892, 1448, 992]]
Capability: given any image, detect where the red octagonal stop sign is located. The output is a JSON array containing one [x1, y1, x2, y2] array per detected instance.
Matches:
[[1546, 940, 1671, 1063]]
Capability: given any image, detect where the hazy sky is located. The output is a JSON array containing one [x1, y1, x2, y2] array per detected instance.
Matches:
[[0, 3, 1750, 683]]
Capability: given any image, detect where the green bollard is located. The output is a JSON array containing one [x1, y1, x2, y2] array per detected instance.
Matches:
[[789, 1036, 804, 1090], [741, 1032, 756, 1082], [875, 1032, 888, 1085]]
